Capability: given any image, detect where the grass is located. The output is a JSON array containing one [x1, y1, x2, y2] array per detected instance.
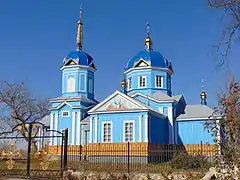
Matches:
[[67, 160, 210, 174]]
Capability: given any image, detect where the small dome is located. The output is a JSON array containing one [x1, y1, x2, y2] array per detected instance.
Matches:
[[63, 50, 95, 67], [200, 91, 207, 98], [125, 50, 171, 70], [145, 37, 152, 43]]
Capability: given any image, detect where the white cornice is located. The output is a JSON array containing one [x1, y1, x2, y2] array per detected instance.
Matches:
[[50, 101, 95, 110], [177, 116, 222, 121], [88, 109, 148, 115], [125, 66, 173, 75], [131, 92, 175, 103], [60, 65, 96, 72], [50, 96, 98, 104]]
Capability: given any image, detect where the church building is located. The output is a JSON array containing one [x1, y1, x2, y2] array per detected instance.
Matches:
[[48, 10, 217, 151]]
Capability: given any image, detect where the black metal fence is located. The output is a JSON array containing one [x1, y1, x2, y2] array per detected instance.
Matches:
[[0, 123, 68, 179], [66, 142, 217, 173]]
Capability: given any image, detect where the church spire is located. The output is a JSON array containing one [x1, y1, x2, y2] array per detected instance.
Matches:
[[200, 78, 207, 105], [76, 6, 83, 51], [144, 22, 153, 51]]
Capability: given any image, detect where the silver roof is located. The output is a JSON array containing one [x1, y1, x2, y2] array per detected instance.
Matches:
[[177, 105, 215, 120], [149, 91, 174, 101]]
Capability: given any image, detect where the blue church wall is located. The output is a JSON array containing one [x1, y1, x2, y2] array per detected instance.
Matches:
[[61, 67, 95, 100], [126, 69, 171, 96], [177, 119, 214, 144], [51, 103, 91, 145], [90, 112, 147, 143], [56, 106, 74, 145], [149, 114, 169, 144]]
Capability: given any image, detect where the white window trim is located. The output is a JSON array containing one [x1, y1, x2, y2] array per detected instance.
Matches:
[[155, 75, 163, 88], [79, 73, 86, 92], [138, 76, 147, 88], [123, 120, 135, 142], [62, 111, 70, 117], [101, 121, 113, 143], [128, 77, 132, 90], [67, 74, 76, 92]]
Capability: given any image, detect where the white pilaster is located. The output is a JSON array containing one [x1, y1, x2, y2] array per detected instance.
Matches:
[[94, 117, 98, 143], [71, 112, 76, 145], [54, 113, 59, 145], [144, 115, 148, 142], [37, 129, 41, 150], [76, 112, 81, 145], [89, 117, 93, 143], [168, 107, 174, 144], [49, 113, 54, 145], [138, 116, 142, 142]]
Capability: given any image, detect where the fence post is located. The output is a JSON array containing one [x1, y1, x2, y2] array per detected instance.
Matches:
[[26, 122, 33, 177], [63, 128, 68, 170], [200, 141, 204, 174], [127, 142, 130, 173]]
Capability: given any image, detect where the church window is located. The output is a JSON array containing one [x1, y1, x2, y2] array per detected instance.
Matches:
[[89, 76, 93, 94], [138, 76, 146, 88], [128, 77, 132, 90], [62, 111, 69, 117], [124, 121, 134, 142], [155, 75, 163, 88], [67, 75, 75, 92], [102, 122, 112, 142]]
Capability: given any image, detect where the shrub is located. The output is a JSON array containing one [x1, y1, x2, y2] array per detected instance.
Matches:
[[170, 152, 213, 170]]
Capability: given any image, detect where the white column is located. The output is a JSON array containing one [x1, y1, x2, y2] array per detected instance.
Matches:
[[71, 112, 76, 145], [89, 117, 93, 143], [94, 117, 98, 143], [54, 113, 59, 145], [144, 115, 148, 142], [76, 112, 81, 145], [168, 107, 174, 144], [49, 113, 54, 145], [37, 129, 41, 150], [138, 116, 142, 142]]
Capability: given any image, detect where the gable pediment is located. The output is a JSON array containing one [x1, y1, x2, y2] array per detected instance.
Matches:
[[134, 59, 149, 68], [88, 91, 148, 113], [64, 59, 78, 66]]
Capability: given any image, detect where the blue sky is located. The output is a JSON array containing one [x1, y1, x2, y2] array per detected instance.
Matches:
[[0, 0, 239, 107]]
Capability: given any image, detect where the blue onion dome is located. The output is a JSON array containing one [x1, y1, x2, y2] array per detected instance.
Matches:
[[63, 50, 96, 69], [126, 23, 172, 71], [125, 50, 172, 71]]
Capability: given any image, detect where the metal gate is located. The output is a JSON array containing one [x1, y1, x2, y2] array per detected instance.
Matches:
[[0, 122, 68, 179]]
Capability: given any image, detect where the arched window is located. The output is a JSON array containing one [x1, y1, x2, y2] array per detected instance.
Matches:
[[67, 75, 75, 92]]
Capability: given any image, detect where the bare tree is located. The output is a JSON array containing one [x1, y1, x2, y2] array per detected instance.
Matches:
[[205, 77, 240, 179], [208, 0, 240, 65], [0, 81, 50, 149]]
